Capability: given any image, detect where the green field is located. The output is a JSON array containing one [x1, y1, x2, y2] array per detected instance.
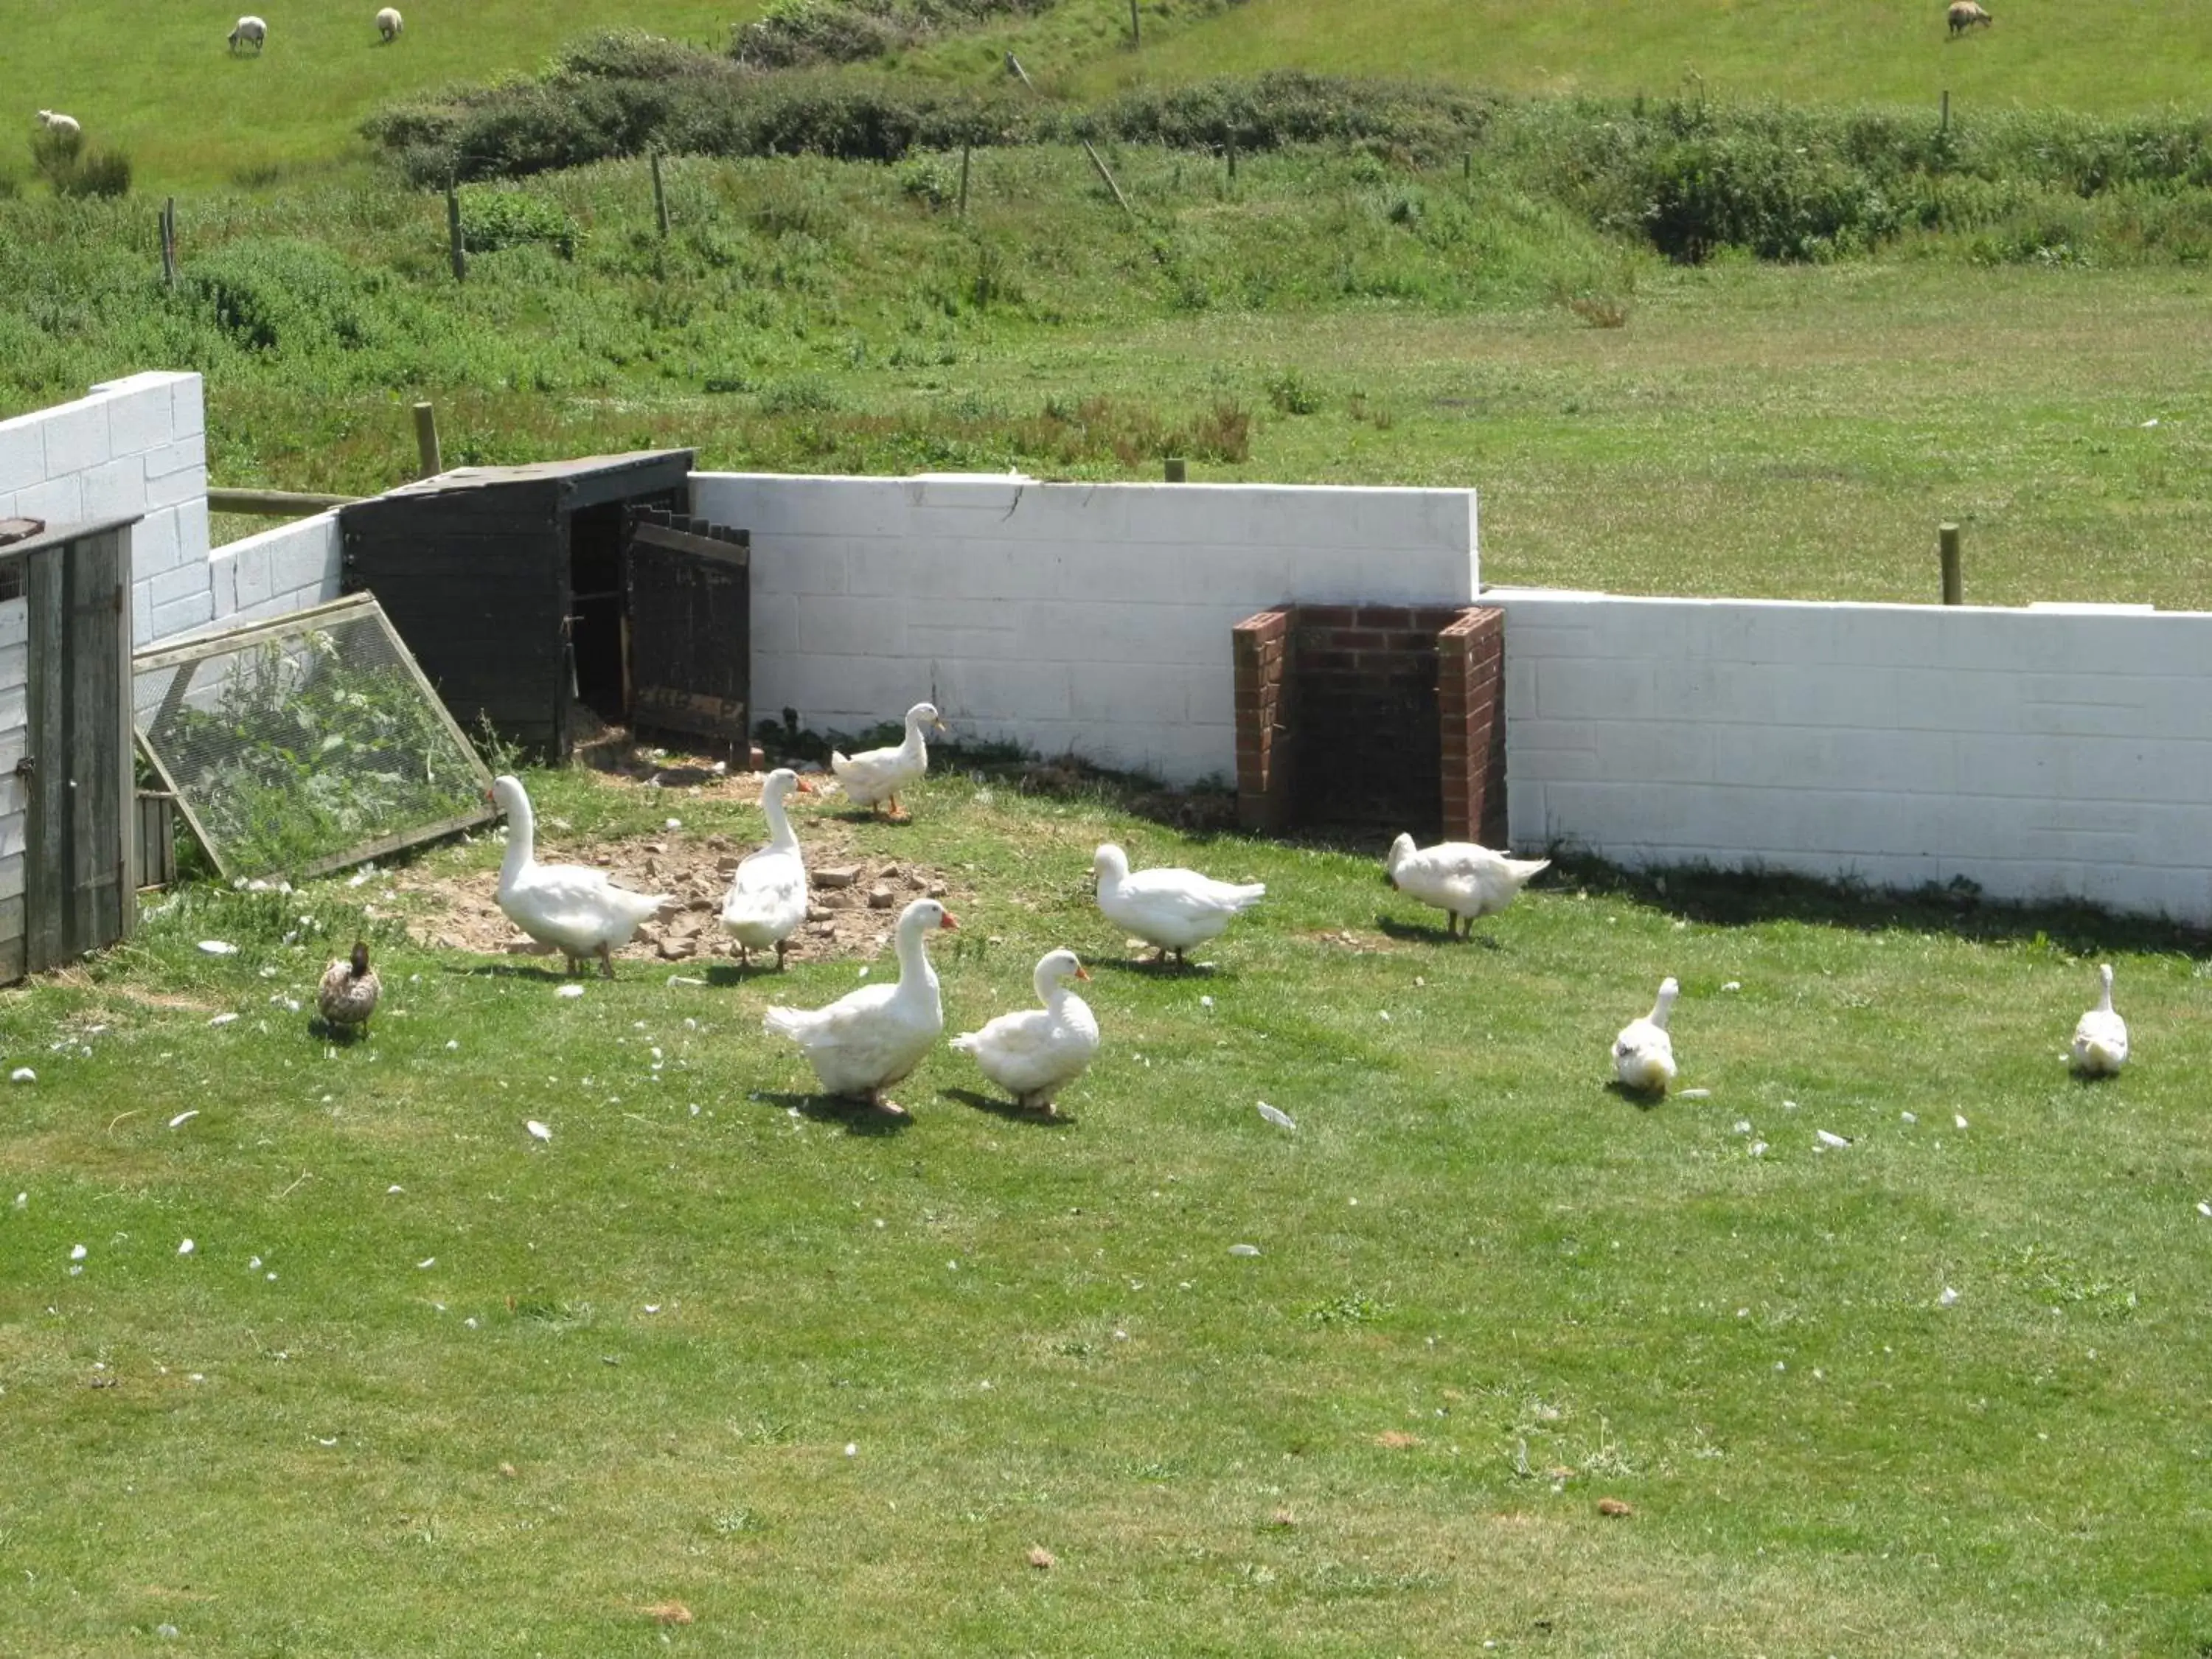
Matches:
[[1074, 0, 2212, 112], [4, 767, 2210, 1654], [2, 0, 757, 189]]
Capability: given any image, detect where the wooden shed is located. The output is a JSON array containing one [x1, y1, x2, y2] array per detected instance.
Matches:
[[336, 451, 751, 759], [0, 513, 137, 981]]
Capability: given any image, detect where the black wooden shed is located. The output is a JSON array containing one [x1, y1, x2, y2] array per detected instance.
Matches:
[[336, 451, 751, 759]]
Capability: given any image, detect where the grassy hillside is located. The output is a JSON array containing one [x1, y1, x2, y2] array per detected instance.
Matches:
[[14, 0, 2212, 189], [1, 0, 757, 189], [1070, 0, 2212, 113]]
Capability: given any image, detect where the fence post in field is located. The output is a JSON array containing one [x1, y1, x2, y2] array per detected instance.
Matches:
[[1164, 457, 1186, 483], [1082, 141, 1134, 215], [1938, 522, 1962, 605], [414, 402, 443, 479], [1004, 52, 1035, 90], [159, 198, 178, 290], [1940, 90, 1950, 134], [959, 145, 972, 217], [1129, 0, 1140, 47], [446, 177, 467, 282], [651, 150, 669, 238]]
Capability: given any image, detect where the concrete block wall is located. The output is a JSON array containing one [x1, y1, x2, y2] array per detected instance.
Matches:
[[0, 373, 209, 647], [1488, 588, 2212, 924], [209, 512, 344, 627], [688, 473, 1479, 785]]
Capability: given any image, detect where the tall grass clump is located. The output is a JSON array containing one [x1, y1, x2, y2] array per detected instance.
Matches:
[[30, 125, 131, 199], [734, 0, 1062, 69]]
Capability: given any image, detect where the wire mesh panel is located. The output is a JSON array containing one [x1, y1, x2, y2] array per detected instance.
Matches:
[[133, 595, 495, 881]]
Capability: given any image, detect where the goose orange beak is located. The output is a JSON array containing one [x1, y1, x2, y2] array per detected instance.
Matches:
[[939, 911, 959, 930], [794, 775, 816, 794], [1074, 964, 1091, 981]]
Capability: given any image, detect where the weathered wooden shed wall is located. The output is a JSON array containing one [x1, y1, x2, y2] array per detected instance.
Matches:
[[338, 451, 694, 758]]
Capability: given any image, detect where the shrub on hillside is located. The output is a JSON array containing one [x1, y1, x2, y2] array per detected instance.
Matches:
[[29, 126, 133, 198], [459, 186, 580, 257], [732, 0, 1059, 70], [1093, 72, 1501, 164], [1641, 131, 1897, 262]]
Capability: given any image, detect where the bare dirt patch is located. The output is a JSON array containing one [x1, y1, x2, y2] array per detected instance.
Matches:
[[388, 773, 967, 972]]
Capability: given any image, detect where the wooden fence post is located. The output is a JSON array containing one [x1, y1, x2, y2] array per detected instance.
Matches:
[[958, 144, 971, 217], [1938, 522, 1962, 605], [1227, 142, 1237, 182], [1004, 51, 1035, 90], [1940, 89, 1950, 134], [1082, 140, 1134, 215], [414, 401, 442, 479], [1129, 0, 1141, 46], [159, 198, 177, 290], [445, 178, 466, 282], [1164, 457, 1186, 483], [651, 150, 669, 238]]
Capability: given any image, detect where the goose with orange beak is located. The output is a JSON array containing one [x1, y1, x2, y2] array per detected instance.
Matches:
[[952, 948, 1099, 1116], [763, 897, 957, 1116], [721, 768, 816, 970]]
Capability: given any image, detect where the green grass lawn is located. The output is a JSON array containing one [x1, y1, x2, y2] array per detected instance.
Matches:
[[1, 0, 759, 190], [4, 768, 2210, 1653], [1072, 0, 2212, 113]]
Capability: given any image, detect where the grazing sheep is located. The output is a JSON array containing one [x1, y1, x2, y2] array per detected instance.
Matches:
[[35, 111, 81, 139], [229, 14, 268, 52], [1947, 1, 1992, 34], [375, 7, 403, 41]]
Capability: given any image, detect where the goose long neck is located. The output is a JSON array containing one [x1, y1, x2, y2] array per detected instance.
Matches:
[[499, 790, 537, 887], [1650, 984, 1678, 1029], [2097, 965, 2114, 1012], [761, 782, 799, 853], [894, 914, 939, 997], [1034, 961, 1064, 1006], [903, 715, 929, 765]]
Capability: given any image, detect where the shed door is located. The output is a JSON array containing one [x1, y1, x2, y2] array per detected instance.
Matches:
[[21, 532, 128, 974], [624, 513, 750, 745]]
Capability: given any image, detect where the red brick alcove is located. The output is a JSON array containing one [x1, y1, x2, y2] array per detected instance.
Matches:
[[1233, 603, 1506, 844]]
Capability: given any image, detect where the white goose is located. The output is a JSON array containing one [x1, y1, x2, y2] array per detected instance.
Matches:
[[721, 768, 813, 970], [486, 774, 668, 977], [763, 897, 957, 1114], [832, 702, 945, 818], [1384, 835, 1550, 938], [1612, 976, 1679, 1095], [2070, 962, 2129, 1077], [952, 948, 1099, 1116], [1093, 843, 1265, 967]]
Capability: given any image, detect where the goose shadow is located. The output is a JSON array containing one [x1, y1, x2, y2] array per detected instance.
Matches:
[[1375, 914, 1502, 949], [940, 1086, 1077, 1127], [308, 1016, 368, 1044], [751, 1088, 917, 1135], [701, 961, 788, 987], [1091, 955, 1228, 979], [446, 960, 581, 983], [1604, 1080, 1666, 1111]]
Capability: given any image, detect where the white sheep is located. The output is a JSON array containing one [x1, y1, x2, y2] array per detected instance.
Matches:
[[1947, 1, 1992, 34], [375, 7, 403, 42], [35, 111, 81, 139], [229, 15, 268, 52]]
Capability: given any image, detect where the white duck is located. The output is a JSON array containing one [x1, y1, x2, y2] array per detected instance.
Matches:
[[721, 768, 814, 970], [486, 774, 668, 977], [763, 897, 958, 1114], [1093, 843, 1265, 967], [952, 947, 1099, 1116], [2070, 962, 2129, 1077], [1612, 976, 1679, 1095], [832, 702, 946, 819], [1384, 835, 1550, 938]]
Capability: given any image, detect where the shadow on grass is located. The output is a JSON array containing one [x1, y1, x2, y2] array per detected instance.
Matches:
[[1375, 913, 1502, 948], [446, 961, 580, 983], [1551, 856, 2212, 959], [751, 1088, 916, 1135], [941, 1086, 1076, 1127], [1089, 953, 1227, 979], [1604, 1079, 1666, 1111]]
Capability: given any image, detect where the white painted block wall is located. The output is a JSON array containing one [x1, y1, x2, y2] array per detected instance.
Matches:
[[209, 512, 344, 627], [0, 372, 209, 647], [689, 473, 1479, 784], [1489, 588, 2212, 924]]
